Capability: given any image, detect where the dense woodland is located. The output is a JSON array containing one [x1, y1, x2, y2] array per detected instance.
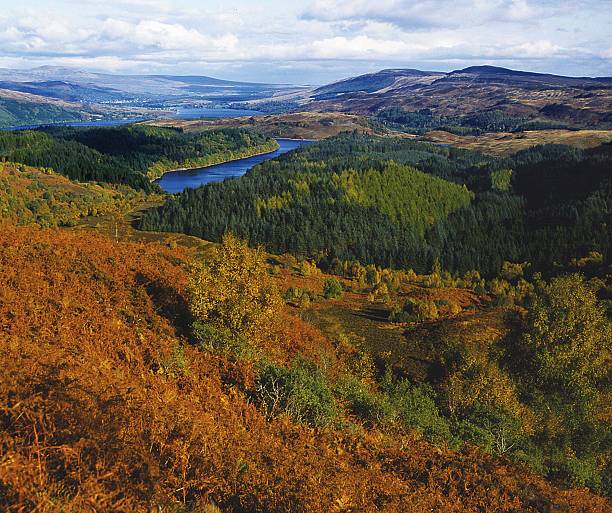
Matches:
[[0, 125, 278, 190], [140, 134, 611, 276], [0, 98, 84, 128]]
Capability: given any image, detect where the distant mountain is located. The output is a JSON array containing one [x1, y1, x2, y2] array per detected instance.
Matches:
[[0, 80, 127, 103], [306, 65, 612, 128], [0, 66, 311, 127], [0, 66, 304, 103]]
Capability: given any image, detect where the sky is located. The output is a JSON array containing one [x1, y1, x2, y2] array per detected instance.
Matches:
[[0, 0, 610, 84]]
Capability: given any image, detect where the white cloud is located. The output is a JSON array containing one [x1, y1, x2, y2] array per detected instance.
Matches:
[[0, 0, 608, 82], [301, 0, 541, 29]]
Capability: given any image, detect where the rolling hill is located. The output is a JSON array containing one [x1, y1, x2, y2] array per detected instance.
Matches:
[[304, 65, 612, 129], [0, 66, 307, 104]]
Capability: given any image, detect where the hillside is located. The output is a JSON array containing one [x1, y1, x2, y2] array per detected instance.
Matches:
[[0, 161, 139, 227], [0, 91, 87, 127], [422, 129, 612, 155], [0, 224, 609, 511], [305, 66, 612, 129], [146, 111, 375, 139], [0, 125, 278, 189]]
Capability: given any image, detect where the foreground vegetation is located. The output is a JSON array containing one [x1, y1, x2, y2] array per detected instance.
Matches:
[[0, 226, 609, 512], [0, 125, 278, 190], [140, 134, 611, 276]]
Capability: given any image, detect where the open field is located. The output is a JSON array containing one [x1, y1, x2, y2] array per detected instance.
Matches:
[[422, 129, 612, 155]]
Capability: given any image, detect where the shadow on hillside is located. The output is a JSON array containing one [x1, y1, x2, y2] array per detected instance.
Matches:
[[354, 306, 391, 322], [136, 272, 193, 339]]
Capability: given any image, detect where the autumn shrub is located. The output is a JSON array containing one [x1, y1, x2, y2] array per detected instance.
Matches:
[[335, 375, 395, 427], [381, 375, 454, 445], [453, 402, 524, 456], [520, 273, 609, 399], [192, 321, 251, 359], [364, 264, 381, 287], [296, 259, 318, 277], [283, 286, 317, 308], [459, 269, 486, 292], [367, 282, 390, 303], [512, 273, 611, 493], [390, 298, 439, 322]]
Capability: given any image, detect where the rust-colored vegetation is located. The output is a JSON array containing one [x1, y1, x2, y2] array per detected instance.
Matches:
[[0, 225, 608, 512]]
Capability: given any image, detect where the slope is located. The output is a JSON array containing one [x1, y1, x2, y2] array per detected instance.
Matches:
[[0, 225, 608, 512]]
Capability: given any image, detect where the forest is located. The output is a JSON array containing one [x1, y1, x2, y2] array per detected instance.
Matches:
[[0, 125, 278, 190], [0, 98, 84, 128], [139, 133, 611, 276]]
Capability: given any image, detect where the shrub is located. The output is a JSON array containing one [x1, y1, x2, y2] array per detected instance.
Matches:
[[521, 273, 609, 400], [391, 298, 439, 322], [368, 282, 389, 303], [283, 286, 316, 307], [364, 264, 381, 287], [500, 261, 530, 283], [335, 375, 395, 427], [296, 259, 318, 277], [192, 321, 251, 358], [381, 375, 454, 444], [454, 403, 524, 456], [323, 278, 343, 299], [255, 359, 338, 427]]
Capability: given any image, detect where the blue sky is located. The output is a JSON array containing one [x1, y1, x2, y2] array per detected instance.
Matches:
[[0, 0, 610, 84]]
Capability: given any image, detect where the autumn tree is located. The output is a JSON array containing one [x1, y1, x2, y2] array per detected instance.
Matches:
[[522, 273, 610, 400], [188, 233, 282, 349]]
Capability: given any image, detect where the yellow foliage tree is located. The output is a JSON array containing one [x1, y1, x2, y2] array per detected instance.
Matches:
[[188, 233, 283, 348]]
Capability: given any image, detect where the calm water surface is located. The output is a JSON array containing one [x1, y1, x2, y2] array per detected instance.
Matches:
[[172, 107, 263, 119], [156, 139, 313, 193]]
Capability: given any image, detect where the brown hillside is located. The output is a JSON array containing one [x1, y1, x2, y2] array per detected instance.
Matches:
[[0, 225, 608, 512]]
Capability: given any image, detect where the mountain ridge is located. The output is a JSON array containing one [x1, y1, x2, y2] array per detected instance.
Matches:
[[305, 65, 612, 128]]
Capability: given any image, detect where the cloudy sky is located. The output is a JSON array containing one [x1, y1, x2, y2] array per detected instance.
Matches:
[[0, 0, 610, 84]]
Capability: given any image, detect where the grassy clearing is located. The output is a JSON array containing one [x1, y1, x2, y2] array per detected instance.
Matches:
[[422, 129, 612, 155]]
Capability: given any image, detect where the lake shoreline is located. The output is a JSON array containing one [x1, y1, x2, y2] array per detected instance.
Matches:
[[151, 142, 281, 184], [156, 138, 313, 193]]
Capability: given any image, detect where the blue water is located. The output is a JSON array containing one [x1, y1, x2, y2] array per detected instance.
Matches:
[[156, 138, 313, 194], [172, 107, 263, 119]]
